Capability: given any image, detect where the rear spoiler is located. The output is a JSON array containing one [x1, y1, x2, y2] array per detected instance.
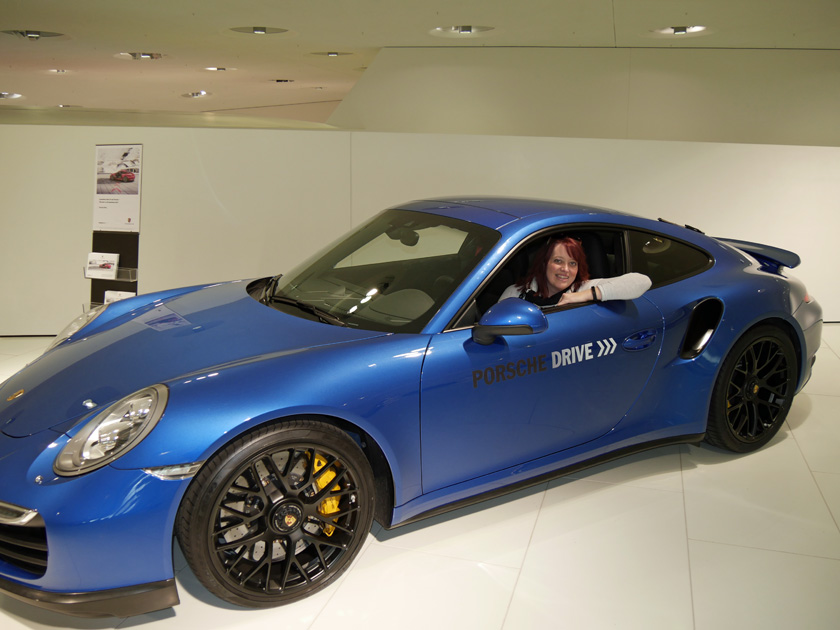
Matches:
[[716, 238, 801, 271]]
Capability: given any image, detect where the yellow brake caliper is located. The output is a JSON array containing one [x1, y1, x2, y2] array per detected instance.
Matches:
[[313, 454, 340, 536]]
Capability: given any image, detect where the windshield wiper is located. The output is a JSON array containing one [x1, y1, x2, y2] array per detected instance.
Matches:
[[265, 295, 348, 327], [260, 274, 283, 305]]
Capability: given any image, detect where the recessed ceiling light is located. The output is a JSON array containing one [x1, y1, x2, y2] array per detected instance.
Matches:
[[230, 26, 288, 35], [0, 92, 23, 100], [653, 25, 707, 36], [312, 51, 351, 57], [183, 90, 210, 98], [48, 69, 68, 74], [1, 29, 63, 40], [118, 52, 164, 60], [205, 67, 236, 72], [57, 104, 81, 108], [430, 25, 495, 38]]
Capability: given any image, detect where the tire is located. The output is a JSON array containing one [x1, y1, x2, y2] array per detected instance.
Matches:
[[705, 325, 797, 453], [176, 419, 375, 607]]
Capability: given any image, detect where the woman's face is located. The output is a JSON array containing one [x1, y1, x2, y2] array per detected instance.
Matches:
[[545, 242, 579, 294]]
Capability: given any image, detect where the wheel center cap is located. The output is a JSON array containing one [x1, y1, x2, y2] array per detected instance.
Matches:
[[271, 502, 304, 534], [745, 379, 761, 400]]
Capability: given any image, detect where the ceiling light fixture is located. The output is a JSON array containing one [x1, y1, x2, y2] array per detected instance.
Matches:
[[230, 26, 288, 36], [312, 51, 351, 57], [654, 25, 707, 36], [430, 25, 495, 38], [205, 67, 235, 72], [183, 90, 210, 98], [0, 92, 23, 100], [1, 29, 63, 40], [118, 52, 164, 60]]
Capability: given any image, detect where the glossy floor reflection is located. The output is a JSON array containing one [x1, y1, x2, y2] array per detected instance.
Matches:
[[1, 325, 839, 629]]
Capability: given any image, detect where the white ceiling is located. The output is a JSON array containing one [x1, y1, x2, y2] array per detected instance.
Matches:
[[1, 0, 838, 129]]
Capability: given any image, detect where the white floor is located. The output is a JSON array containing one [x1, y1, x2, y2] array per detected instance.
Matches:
[[1, 326, 839, 630]]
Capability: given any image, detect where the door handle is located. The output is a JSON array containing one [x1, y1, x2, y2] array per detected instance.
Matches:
[[622, 329, 658, 351]]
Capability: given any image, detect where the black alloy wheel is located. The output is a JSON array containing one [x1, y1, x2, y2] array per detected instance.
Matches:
[[705, 325, 797, 453], [177, 420, 375, 607]]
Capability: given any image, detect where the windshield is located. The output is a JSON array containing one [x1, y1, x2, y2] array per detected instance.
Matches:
[[266, 209, 500, 333]]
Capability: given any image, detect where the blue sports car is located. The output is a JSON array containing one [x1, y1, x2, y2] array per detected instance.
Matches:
[[0, 197, 822, 617]]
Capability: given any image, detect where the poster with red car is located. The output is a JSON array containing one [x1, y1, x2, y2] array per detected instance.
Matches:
[[94, 144, 142, 232]]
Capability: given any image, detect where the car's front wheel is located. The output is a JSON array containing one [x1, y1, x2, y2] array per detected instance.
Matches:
[[705, 325, 797, 452], [177, 419, 375, 607]]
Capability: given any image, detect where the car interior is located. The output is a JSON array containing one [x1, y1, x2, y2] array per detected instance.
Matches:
[[459, 229, 627, 326], [455, 225, 715, 330]]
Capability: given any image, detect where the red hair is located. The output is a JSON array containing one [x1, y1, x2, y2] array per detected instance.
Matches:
[[518, 235, 590, 297]]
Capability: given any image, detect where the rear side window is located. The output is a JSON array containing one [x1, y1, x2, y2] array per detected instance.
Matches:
[[626, 230, 711, 287]]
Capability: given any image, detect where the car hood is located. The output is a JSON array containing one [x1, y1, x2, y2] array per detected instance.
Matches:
[[0, 281, 388, 437]]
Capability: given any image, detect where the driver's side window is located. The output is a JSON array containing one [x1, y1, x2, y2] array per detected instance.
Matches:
[[474, 246, 536, 315], [462, 229, 626, 325]]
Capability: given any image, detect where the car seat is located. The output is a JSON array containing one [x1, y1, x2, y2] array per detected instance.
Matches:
[[577, 232, 610, 279]]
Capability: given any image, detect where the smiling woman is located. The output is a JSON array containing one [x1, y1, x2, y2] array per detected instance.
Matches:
[[498, 233, 651, 308]]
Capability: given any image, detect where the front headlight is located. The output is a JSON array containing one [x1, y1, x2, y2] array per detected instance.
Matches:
[[54, 384, 169, 476], [47, 304, 109, 352]]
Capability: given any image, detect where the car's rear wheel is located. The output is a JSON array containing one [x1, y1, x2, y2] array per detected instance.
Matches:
[[177, 419, 375, 607], [705, 325, 797, 452]]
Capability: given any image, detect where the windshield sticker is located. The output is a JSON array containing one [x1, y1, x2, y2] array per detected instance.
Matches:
[[135, 305, 192, 331], [472, 337, 616, 388]]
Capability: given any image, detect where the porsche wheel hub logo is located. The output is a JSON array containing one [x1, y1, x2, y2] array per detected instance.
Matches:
[[272, 503, 304, 533]]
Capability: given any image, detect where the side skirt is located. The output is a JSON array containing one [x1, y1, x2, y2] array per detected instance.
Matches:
[[386, 433, 705, 529]]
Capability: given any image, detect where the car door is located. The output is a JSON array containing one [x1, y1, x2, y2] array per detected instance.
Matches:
[[419, 297, 663, 494]]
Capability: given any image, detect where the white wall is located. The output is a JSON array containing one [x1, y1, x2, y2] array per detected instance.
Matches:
[[1, 126, 93, 335], [139, 128, 352, 293], [1, 124, 837, 336], [349, 133, 839, 320], [0, 125, 352, 335], [330, 47, 840, 147]]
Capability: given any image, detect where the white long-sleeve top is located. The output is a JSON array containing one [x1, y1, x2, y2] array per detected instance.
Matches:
[[498, 273, 651, 304]]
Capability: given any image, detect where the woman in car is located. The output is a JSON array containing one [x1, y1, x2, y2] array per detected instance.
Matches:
[[499, 235, 651, 307]]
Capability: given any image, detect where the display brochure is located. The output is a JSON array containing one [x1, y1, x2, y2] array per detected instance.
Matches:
[[94, 144, 142, 232], [104, 290, 136, 303], [85, 252, 120, 280]]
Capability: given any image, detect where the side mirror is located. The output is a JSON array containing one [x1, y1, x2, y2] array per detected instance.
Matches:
[[472, 298, 548, 345]]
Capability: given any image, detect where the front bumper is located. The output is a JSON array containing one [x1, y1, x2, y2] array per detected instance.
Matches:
[[0, 575, 178, 618], [0, 430, 190, 617]]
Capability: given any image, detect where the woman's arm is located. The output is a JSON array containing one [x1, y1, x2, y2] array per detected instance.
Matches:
[[557, 273, 652, 305]]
